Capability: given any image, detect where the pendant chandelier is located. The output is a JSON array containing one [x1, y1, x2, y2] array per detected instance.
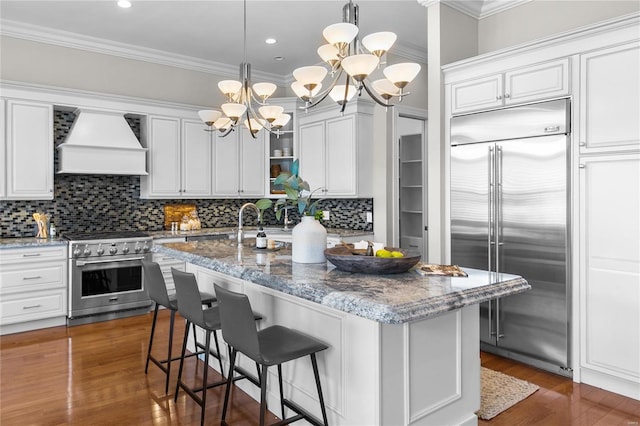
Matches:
[[198, 0, 290, 138], [292, 1, 421, 112]]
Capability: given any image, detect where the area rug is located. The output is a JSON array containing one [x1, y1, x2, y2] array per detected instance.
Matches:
[[477, 367, 539, 420]]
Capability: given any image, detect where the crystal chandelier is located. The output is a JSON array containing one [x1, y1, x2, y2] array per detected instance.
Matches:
[[292, 1, 421, 112], [198, 0, 290, 138]]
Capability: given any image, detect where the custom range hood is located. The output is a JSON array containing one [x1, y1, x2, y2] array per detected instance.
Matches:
[[57, 109, 148, 175]]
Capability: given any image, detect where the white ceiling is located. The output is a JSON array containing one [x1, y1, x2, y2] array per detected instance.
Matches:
[[0, 0, 431, 83]]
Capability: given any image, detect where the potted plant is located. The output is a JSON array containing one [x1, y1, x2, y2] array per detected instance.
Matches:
[[256, 160, 327, 263]]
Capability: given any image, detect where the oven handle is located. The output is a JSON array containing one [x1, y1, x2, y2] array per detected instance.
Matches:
[[75, 257, 146, 266]]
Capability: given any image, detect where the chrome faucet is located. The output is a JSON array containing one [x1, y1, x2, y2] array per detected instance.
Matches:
[[237, 202, 261, 245], [281, 206, 294, 230]]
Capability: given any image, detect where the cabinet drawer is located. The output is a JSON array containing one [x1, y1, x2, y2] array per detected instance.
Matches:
[[0, 262, 66, 293], [0, 245, 67, 264], [0, 289, 67, 325]]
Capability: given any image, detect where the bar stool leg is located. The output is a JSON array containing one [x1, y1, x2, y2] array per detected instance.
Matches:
[[175, 320, 191, 402], [212, 330, 224, 377], [145, 303, 159, 374], [310, 353, 329, 426], [259, 364, 269, 426], [164, 309, 176, 394], [200, 331, 211, 426], [277, 364, 285, 420], [221, 349, 237, 422]]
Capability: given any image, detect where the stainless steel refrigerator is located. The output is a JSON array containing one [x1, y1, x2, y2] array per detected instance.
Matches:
[[450, 99, 572, 377]]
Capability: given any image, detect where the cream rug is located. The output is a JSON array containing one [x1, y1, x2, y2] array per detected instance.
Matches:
[[477, 367, 539, 420]]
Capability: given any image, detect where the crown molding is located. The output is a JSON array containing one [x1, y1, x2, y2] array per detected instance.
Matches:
[[418, 0, 532, 19], [0, 19, 288, 85]]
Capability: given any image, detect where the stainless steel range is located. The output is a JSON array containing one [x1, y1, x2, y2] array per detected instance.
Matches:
[[65, 231, 153, 326]]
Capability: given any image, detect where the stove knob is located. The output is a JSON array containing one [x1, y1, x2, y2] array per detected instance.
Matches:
[[72, 245, 81, 258], [83, 244, 91, 257], [122, 243, 130, 254], [96, 244, 105, 256], [142, 243, 150, 253], [109, 246, 118, 255], [134, 243, 142, 253]]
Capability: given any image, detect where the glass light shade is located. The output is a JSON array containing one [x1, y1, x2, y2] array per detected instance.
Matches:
[[253, 82, 277, 100], [291, 81, 322, 101], [214, 117, 232, 130], [259, 105, 285, 123], [218, 80, 242, 98], [383, 62, 421, 89], [323, 23, 358, 48], [198, 110, 222, 126], [317, 44, 340, 67], [244, 118, 265, 134], [221, 103, 247, 120], [372, 78, 400, 101], [340, 54, 379, 81], [271, 113, 291, 129], [362, 32, 397, 57], [293, 66, 328, 91], [329, 84, 357, 105]]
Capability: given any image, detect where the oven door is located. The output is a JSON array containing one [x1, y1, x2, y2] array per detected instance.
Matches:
[[69, 255, 151, 318]]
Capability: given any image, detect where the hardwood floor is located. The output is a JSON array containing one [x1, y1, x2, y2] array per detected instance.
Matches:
[[1, 311, 639, 425]]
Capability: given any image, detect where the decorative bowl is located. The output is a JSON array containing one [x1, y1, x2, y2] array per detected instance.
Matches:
[[324, 245, 421, 274]]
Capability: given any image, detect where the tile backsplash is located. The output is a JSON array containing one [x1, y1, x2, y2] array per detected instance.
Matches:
[[0, 110, 373, 238]]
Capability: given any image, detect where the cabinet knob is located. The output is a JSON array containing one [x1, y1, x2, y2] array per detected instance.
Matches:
[[579, 164, 586, 169], [496, 95, 502, 100], [504, 93, 510, 99], [579, 142, 586, 147]]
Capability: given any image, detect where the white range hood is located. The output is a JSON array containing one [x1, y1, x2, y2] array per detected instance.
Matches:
[[57, 109, 148, 175]]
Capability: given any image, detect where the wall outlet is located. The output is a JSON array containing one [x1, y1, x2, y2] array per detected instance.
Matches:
[[322, 210, 330, 220], [366, 212, 373, 223]]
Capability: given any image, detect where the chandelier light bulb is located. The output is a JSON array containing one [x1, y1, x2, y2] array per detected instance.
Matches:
[[291, 81, 322, 101], [214, 117, 232, 131], [372, 79, 400, 101], [221, 103, 247, 121], [218, 80, 242, 100], [271, 113, 291, 129], [329, 84, 357, 105], [252, 82, 277, 101], [244, 118, 265, 135], [340, 54, 379, 81], [383, 63, 422, 89], [317, 44, 340, 68], [293, 66, 328, 91], [198, 110, 222, 127], [259, 105, 285, 123], [362, 32, 397, 57], [323, 22, 358, 51]]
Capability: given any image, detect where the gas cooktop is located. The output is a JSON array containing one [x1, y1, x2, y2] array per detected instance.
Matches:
[[63, 231, 150, 241]]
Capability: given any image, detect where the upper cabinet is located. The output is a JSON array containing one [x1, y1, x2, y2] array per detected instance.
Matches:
[[0, 99, 6, 199], [3, 100, 53, 200], [213, 126, 265, 197], [267, 99, 296, 197], [579, 42, 640, 154], [450, 58, 569, 114], [140, 116, 212, 199], [298, 100, 373, 198]]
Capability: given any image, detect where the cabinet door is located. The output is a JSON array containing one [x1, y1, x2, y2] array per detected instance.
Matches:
[[182, 119, 212, 197], [580, 154, 640, 389], [298, 121, 325, 195], [505, 58, 569, 106], [580, 43, 640, 153], [450, 74, 503, 114], [239, 127, 266, 196], [325, 115, 356, 196], [0, 99, 5, 198], [146, 116, 181, 197], [6, 100, 53, 199], [213, 131, 240, 196]]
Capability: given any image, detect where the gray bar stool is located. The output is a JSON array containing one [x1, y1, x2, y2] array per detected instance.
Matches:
[[214, 284, 330, 426], [141, 260, 216, 394]]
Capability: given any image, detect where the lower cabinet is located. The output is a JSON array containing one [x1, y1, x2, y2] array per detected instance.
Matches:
[[0, 245, 68, 335], [578, 153, 640, 399]]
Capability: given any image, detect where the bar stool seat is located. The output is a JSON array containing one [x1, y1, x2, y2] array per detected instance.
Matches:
[[142, 260, 216, 395], [214, 284, 329, 426]]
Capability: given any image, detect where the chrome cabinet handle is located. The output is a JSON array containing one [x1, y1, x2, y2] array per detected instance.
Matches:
[[23, 304, 42, 310], [544, 126, 560, 133], [23, 276, 42, 280], [22, 253, 41, 257]]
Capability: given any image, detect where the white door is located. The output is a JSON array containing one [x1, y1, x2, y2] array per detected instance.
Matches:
[[147, 116, 181, 197], [504, 58, 569, 105], [325, 115, 356, 196], [0, 99, 6, 199], [298, 121, 326, 195], [213, 131, 240, 196], [450, 74, 503, 114], [181, 119, 212, 197]]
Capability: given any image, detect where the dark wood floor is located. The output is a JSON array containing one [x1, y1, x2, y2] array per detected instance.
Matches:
[[1, 310, 639, 425]]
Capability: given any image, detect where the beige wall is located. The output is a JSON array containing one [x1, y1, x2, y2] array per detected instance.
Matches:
[[478, 0, 640, 54]]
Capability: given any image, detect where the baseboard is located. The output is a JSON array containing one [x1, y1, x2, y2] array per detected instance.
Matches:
[[580, 367, 640, 401], [0, 316, 67, 335]]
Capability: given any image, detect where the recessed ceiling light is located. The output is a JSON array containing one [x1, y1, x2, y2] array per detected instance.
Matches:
[[274, 56, 285, 61], [265, 38, 277, 45], [117, 0, 132, 8]]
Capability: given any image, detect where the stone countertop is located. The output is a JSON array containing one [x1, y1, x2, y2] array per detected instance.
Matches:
[[0, 237, 68, 249], [154, 239, 530, 324], [149, 227, 373, 240]]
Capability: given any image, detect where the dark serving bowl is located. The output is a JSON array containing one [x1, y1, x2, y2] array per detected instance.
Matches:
[[324, 245, 421, 274]]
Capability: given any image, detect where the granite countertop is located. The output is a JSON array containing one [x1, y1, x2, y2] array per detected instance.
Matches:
[[0, 237, 68, 249], [149, 227, 373, 240], [154, 239, 530, 324]]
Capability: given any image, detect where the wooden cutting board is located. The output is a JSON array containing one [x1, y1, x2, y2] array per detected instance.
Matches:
[[164, 204, 197, 230]]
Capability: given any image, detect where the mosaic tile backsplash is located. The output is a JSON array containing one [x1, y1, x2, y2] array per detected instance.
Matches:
[[1, 110, 374, 238]]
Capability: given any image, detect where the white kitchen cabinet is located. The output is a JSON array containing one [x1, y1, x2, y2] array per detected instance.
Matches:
[[297, 101, 373, 198], [141, 116, 212, 198], [0, 245, 68, 335], [152, 236, 186, 293], [578, 153, 640, 400], [579, 42, 640, 154], [267, 99, 297, 197], [213, 126, 265, 197], [450, 58, 569, 114], [4, 100, 54, 200], [0, 99, 6, 199]]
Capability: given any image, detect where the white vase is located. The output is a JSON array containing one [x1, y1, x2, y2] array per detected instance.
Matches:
[[292, 216, 327, 263]]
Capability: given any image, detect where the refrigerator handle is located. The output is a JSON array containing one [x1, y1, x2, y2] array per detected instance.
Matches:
[[496, 145, 504, 275], [488, 145, 495, 272]]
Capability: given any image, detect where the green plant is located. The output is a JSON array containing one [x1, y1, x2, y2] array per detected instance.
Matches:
[[256, 159, 322, 220]]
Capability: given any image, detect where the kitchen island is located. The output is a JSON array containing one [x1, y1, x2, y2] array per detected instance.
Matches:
[[155, 239, 530, 426]]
